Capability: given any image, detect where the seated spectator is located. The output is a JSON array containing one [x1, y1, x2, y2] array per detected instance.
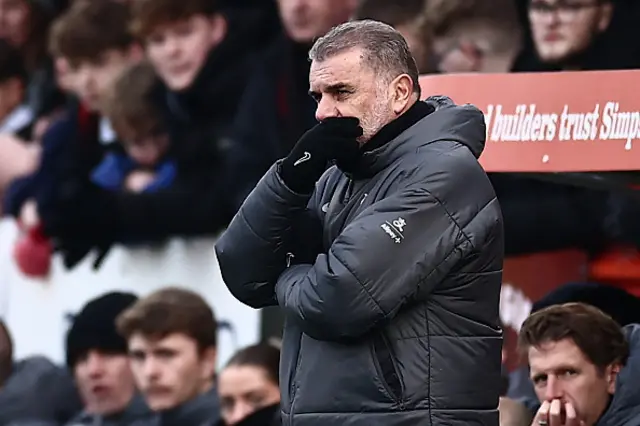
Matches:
[[116, 288, 220, 426], [64, 292, 153, 426], [2, 0, 141, 269], [353, 0, 435, 73], [33, 0, 264, 269], [218, 344, 280, 426], [0, 0, 63, 121], [425, 0, 523, 73], [93, 62, 175, 194], [0, 39, 33, 137], [507, 282, 640, 414], [0, 320, 82, 426], [228, 0, 357, 194], [514, 0, 639, 71], [518, 303, 640, 426]]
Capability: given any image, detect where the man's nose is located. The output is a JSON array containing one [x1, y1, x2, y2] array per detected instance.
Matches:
[[315, 97, 339, 122], [544, 376, 563, 401], [142, 357, 161, 379], [85, 351, 105, 378], [228, 402, 253, 425]]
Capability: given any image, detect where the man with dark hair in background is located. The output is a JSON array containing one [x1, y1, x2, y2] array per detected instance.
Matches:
[[229, 0, 358, 200], [519, 302, 640, 426], [116, 288, 220, 426], [218, 19, 503, 426], [34, 0, 265, 269], [0, 320, 82, 426], [64, 291, 152, 426]]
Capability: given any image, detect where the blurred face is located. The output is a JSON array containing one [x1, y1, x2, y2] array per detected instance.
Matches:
[[529, 0, 613, 66], [73, 350, 136, 415], [0, 0, 29, 48], [145, 15, 226, 91], [128, 333, 216, 411], [72, 48, 139, 112], [529, 339, 619, 425], [124, 134, 169, 168], [277, 0, 357, 43], [219, 365, 280, 425], [309, 47, 414, 143]]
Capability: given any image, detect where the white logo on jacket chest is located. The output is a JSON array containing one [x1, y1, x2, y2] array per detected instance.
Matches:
[[381, 217, 406, 244]]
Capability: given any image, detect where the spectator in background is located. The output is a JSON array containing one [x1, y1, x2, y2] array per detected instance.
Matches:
[[0, 0, 63, 120], [519, 303, 640, 426], [353, 0, 435, 73], [218, 344, 280, 426], [0, 39, 33, 137], [64, 292, 152, 426], [0, 320, 82, 426], [513, 0, 639, 70], [34, 0, 263, 269], [93, 61, 175, 194], [507, 282, 640, 414], [228, 0, 357, 198], [426, 0, 523, 73], [2, 0, 141, 272], [116, 288, 220, 426]]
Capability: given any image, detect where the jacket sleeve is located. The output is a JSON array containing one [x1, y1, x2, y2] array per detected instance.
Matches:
[[215, 164, 317, 309], [275, 184, 477, 341]]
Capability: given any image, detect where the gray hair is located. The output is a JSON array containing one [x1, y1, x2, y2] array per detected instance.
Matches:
[[309, 20, 421, 96]]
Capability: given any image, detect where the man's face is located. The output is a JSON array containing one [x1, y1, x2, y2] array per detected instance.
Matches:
[[277, 0, 356, 43], [219, 365, 281, 425], [528, 338, 618, 425], [309, 48, 397, 143], [128, 333, 216, 411], [145, 15, 225, 92], [0, 0, 29, 48], [73, 349, 136, 415], [528, 0, 613, 66], [71, 49, 137, 112]]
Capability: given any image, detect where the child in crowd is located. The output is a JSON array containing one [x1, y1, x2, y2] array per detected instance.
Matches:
[[91, 61, 176, 193]]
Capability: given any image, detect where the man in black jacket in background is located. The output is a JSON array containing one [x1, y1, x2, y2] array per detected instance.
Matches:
[[217, 20, 503, 426]]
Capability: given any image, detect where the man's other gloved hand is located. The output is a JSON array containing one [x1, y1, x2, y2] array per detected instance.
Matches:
[[279, 117, 363, 194]]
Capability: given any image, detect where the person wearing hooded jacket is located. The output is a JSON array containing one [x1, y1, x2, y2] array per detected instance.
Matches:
[[216, 20, 503, 426]]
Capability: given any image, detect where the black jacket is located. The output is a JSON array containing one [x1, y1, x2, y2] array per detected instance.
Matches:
[[216, 99, 504, 425]]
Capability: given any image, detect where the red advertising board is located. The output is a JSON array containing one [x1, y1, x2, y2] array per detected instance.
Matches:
[[419, 70, 640, 172]]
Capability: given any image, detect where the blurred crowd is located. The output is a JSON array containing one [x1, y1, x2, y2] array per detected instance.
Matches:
[[1, 0, 640, 277], [1, 0, 640, 425]]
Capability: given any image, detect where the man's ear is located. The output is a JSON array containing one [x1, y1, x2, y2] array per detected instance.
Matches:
[[389, 74, 415, 115], [201, 346, 217, 380], [210, 14, 228, 47], [606, 363, 621, 394]]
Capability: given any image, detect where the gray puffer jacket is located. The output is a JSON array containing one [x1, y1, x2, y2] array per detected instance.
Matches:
[[216, 99, 504, 426]]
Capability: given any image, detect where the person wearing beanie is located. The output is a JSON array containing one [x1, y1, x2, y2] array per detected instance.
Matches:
[[64, 291, 155, 426], [0, 320, 82, 426], [506, 282, 640, 416]]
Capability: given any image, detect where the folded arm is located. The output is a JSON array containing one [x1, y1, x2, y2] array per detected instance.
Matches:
[[275, 185, 473, 341]]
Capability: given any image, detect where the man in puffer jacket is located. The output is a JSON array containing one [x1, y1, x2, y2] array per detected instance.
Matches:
[[216, 20, 504, 426]]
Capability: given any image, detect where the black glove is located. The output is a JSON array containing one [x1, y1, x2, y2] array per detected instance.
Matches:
[[279, 117, 363, 193]]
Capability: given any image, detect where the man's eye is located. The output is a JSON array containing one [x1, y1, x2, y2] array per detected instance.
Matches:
[[533, 374, 547, 385]]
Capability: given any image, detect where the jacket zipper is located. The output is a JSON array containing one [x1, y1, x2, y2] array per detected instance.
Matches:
[[289, 340, 303, 423]]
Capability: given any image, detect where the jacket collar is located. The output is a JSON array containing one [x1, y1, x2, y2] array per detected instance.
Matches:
[[158, 385, 220, 426], [345, 97, 486, 178]]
